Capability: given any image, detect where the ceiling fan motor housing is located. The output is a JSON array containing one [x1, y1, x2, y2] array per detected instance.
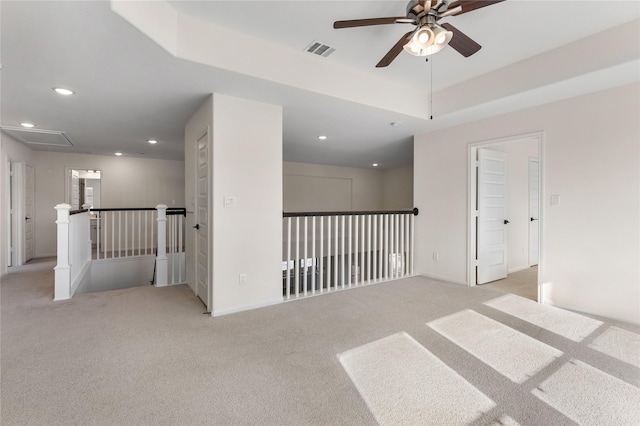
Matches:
[[406, 0, 427, 20]]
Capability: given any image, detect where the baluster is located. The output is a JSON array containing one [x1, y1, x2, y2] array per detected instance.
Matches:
[[394, 214, 399, 279], [340, 215, 345, 289], [372, 215, 377, 282], [139, 211, 143, 257], [295, 217, 300, 297], [319, 217, 324, 293], [400, 214, 405, 277], [96, 212, 101, 260], [384, 214, 389, 280], [354, 215, 359, 286], [125, 210, 128, 257], [367, 214, 371, 284], [303, 216, 308, 296], [326, 216, 332, 291], [347, 215, 352, 287], [333, 216, 340, 290], [406, 213, 410, 275], [286, 217, 291, 299], [360, 215, 365, 286], [144, 211, 148, 255], [311, 216, 316, 294]]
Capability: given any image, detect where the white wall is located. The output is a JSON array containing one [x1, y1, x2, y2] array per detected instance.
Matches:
[[284, 162, 383, 212], [383, 165, 414, 210], [0, 134, 35, 275], [283, 162, 413, 212], [33, 151, 184, 257], [414, 83, 640, 325], [211, 94, 283, 315]]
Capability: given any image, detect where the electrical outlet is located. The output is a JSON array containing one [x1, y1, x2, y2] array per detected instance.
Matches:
[[224, 196, 237, 208], [239, 273, 248, 285]]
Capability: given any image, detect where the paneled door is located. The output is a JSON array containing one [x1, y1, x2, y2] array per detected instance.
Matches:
[[195, 130, 210, 311], [24, 163, 34, 262], [477, 148, 508, 284]]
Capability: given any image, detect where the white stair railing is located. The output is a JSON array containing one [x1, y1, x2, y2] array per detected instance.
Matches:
[[282, 208, 418, 300], [94, 208, 158, 259], [54, 204, 92, 300]]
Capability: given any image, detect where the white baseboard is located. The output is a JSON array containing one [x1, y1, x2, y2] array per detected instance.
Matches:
[[508, 265, 532, 274], [418, 272, 467, 286], [212, 297, 283, 317]]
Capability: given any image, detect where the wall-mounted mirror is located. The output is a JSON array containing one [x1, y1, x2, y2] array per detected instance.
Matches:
[[65, 168, 101, 210]]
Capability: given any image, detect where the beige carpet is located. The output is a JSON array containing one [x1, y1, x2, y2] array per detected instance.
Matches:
[[481, 267, 538, 301], [1, 258, 639, 425]]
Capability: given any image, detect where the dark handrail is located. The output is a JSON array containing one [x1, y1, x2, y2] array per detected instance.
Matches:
[[283, 208, 418, 218], [89, 207, 186, 216], [91, 207, 157, 212], [167, 208, 186, 216], [69, 209, 89, 216]]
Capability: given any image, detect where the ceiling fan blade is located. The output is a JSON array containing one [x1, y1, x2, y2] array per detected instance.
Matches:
[[376, 31, 414, 68], [441, 23, 481, 57], [334, 17, 406, 29], [447, 0, 506, 15]]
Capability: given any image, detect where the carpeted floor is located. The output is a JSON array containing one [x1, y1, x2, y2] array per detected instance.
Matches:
[[481, 267, 538, 301], [1, 258, 638, 425]]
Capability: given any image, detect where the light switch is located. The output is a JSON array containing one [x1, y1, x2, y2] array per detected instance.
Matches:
[[550, 195, 560, 206]]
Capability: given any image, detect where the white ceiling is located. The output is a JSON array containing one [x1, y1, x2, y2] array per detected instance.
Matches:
[[2, 1, 639, 169]]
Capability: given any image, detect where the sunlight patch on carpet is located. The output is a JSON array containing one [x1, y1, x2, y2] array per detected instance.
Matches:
[[488, 415, 521, 426], [484, 294, 602, 341], [532, 359, 640, 425], [589, 326, 640, 368], [428, 309, 562, 383], [338, 332, 495, 425]]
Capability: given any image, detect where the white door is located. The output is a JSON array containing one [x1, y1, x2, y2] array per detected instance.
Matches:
[[477, 148, 508, 284], [6, 159, 15, 267], [529, 158, 540, 266], [195, 131, 210, 311], [24, 163, 34, 262]]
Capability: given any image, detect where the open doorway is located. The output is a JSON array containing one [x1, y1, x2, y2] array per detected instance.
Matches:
[[467, 132, 543, 301]]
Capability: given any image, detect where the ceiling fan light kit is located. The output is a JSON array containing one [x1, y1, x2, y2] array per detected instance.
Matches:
[[334, 0, 505, 67], [403, 24, 453, 57]]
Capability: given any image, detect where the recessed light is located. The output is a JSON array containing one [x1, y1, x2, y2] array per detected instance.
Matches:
[[53, 87, 74, 96], [115, 152, 123, 156], [372, 163, 379, 167], [318, 135, 327, 140], [147, 139, 158, 144], [20, 122, 35, 128], [390, 122, 401, 127]]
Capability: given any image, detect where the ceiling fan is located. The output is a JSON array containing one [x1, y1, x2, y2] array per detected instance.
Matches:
[[334, 0, 505, 67]]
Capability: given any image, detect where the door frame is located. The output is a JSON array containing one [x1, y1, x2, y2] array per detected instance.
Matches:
[[528, 157, 540, 267], [467, 131, 545, 302]]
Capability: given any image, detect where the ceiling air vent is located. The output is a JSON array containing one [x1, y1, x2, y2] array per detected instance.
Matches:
[[1, 126, 74, 147], [305, 40, 335, 57]]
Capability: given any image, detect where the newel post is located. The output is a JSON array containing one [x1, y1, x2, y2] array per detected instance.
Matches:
[[54, 203, 71, 300], [155, 204, 168, 286]]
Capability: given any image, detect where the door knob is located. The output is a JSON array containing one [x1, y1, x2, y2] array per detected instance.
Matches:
[[504, 219, 510, 224], [530, 217, 538, 222], [193, 224, 200, 230], [25, 217, 31, 220]]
